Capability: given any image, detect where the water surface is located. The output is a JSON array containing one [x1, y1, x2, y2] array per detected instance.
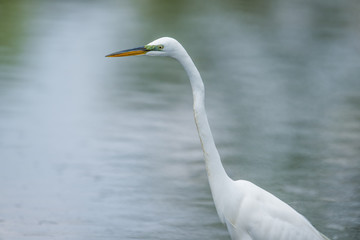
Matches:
[[0, 0, 359, 239]]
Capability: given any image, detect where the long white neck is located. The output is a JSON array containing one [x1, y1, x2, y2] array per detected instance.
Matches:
[[174, 48, 232, 204]]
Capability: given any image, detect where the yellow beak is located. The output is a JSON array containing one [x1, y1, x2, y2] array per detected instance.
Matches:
[[105, 46, 148, 57]]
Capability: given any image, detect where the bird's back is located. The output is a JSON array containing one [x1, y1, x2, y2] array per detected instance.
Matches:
[[219, 180, 328, 240]]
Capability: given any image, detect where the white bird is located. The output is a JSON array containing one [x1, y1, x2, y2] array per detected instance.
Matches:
[[106, 37, 330, 240]]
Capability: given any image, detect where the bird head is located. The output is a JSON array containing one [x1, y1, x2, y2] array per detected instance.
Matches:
[[106, 37, 183, 58]]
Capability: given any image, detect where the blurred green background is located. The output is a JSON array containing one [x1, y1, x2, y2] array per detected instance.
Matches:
[[0, 0, 359, 239]]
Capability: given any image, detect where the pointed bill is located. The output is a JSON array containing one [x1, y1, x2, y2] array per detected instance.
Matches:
[[105, 46, 148, 57]]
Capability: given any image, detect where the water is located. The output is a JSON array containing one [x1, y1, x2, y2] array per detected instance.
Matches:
[[0, 0, 359, 239]]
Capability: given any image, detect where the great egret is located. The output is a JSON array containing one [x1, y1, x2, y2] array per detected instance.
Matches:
[[106, 37, 330, 240]]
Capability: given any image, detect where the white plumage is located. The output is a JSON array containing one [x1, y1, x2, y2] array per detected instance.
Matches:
[[106, 37, 330, 240]]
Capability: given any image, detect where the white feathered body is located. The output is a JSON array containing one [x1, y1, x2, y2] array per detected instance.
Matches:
[[146, 37, 330, 240], [113, 37, 330, 240], [214, 179, 328, 240]]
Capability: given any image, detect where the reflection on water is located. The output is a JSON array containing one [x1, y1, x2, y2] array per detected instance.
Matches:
[[0, 0, 359, 239]]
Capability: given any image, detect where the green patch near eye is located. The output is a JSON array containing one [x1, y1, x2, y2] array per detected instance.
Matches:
[[145, 45, 164, 51], [144, 45, 155, 51]]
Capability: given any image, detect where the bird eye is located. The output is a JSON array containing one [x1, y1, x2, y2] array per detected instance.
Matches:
[[158, 45, 164, 50]]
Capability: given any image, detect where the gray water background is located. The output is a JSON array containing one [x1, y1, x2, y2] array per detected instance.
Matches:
[[0, 0, 359, 239]]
